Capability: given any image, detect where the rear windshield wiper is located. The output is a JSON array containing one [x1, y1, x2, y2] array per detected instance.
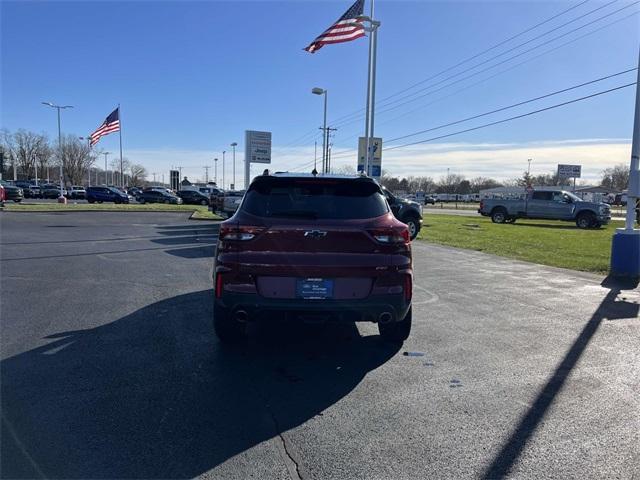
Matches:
[[269, 210, 318, 219]]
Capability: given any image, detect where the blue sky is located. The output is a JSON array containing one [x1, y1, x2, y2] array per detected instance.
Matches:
[[2, 0, 639, 186]]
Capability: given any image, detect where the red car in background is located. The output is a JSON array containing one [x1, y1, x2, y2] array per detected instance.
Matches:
[[213, 173, 413, 344]]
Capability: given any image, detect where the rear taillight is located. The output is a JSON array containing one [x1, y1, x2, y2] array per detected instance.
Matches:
[[215, 273, 224, 298], [404, 274, 412, 301], [219, 225, 265, 241], [369, 227, 410, 244]]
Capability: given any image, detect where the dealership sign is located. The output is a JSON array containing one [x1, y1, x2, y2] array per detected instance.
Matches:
[[357, 137, 382, 178], [245, 130, 271, 164], [557, 164, 581, 178]]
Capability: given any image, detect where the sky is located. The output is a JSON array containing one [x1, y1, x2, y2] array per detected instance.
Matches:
[[2, 0, 639, 188]]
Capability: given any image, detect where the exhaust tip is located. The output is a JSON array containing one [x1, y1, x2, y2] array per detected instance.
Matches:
[[235, 310, 249, 323], [379, 312, 393, 324]]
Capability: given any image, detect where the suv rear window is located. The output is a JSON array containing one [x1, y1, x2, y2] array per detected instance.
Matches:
[[242, 178, 388, 219]]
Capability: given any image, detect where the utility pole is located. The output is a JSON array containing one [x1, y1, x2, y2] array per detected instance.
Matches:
[[214, 158, 218, 184], [204, 165, 210, 183], [153, 172, 157, 184], [178, 166, 182, 190]]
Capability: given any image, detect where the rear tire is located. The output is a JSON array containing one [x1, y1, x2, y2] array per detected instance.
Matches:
[[88, 198, 95, 204], [404, 216, 421, 240], [139, 198, 145, 204], [576, 212, 595, 229], [491, 208, 507, 224], [201, 199, 208, 206], [378, 307, 412, 343], [214, 304, 246, 344]]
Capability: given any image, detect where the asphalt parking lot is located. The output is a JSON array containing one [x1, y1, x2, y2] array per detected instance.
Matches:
[[1, 212, 638, 479]]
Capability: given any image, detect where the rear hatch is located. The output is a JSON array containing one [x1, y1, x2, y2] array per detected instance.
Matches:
[[220, 176, 410, 300]]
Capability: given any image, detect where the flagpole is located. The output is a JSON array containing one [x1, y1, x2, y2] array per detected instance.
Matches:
[[362, 0, 379, 177], [118, 103, 124, 187], [363, 0, 374, 175]]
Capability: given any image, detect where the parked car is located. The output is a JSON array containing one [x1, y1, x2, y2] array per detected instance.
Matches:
[[212, 173, 413, 344], [210, 190, 246, 217], [127, 187, 142, 198], [68, 186, 86, 199], [177, 189, 210, 205], [85, 186, 130, 204], [41, 185, 67, 198], [479, 190, 611, 228], [0, 181, 23, 202], [381, 187, 423, 240], [137, 190, 182, 204], [424, 195, 436, 205]]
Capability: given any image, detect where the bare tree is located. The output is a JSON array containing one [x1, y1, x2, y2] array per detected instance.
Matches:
[[58, 135, 93, 185], [601, 164, 629, 191], [129, 163, 147, 186]]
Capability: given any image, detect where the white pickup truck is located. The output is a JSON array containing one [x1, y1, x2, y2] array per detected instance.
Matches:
[[479, 189, 611, 229]]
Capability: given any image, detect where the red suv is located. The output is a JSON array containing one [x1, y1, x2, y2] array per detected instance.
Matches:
[[213, 173, 413, 343]]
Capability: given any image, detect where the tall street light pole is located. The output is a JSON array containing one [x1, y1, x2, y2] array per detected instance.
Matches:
[[103, 152, 111, 185], [230, 142, 237, 190], [222, 151, 226, 190], [214, 158, 218, 185], [42, 102, 73, 202], [312, 87, 327, 173]]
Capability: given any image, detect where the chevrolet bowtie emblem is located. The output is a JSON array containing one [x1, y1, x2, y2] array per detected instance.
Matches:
[[304, 230, 327, 239]]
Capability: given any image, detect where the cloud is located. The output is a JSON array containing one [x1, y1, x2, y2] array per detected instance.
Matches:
[[123, 138, 631, 187]]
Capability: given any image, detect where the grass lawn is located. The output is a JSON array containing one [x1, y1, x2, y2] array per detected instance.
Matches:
[[418, 214, 624, 274], [2, 202, 222, 220]]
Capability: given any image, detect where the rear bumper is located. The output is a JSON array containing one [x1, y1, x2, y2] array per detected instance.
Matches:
[[216, 292, 411, 323]]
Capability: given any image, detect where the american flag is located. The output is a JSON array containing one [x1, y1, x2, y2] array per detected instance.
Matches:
[[304, 0, 365, 53], [90, 108, 120, 146]]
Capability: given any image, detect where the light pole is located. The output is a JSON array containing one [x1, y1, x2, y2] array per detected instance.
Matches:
[[102, 152, 111, 185], [222, 150, 226, 190], [312, 87, 327, 173], [527, 158, 532, 177], [214, 158, 218, 185], [230, 142, 237, 190], [42, 101, 73, 202]]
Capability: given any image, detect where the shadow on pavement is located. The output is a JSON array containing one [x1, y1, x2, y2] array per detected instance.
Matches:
[[1, 289, 399, 479], [483, 275, 639, 479]]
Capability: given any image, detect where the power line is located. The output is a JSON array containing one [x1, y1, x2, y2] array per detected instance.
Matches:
[[385, 68, 637, 144], [331, 10, 639, 148], [327, 0, 595, 127], [331, 0, 634, 129], [383, 82, 636, 152], [327, 82, 635, 160]]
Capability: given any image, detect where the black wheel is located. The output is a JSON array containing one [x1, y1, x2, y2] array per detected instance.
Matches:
[[576, 212, 595, 229], [139, 198, 145, 204], [491, 208, 507, 224], [378, 307, 412, 343], [404, 216, 420, 240], [88, 198, 95, 204], [213, 303, 246, 344], [114, 199, 121, 204], [201, 199, 208, 206], [98, 201, 103, 204], [165, 199, 171, 204], [13, 199, 21, 203]]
